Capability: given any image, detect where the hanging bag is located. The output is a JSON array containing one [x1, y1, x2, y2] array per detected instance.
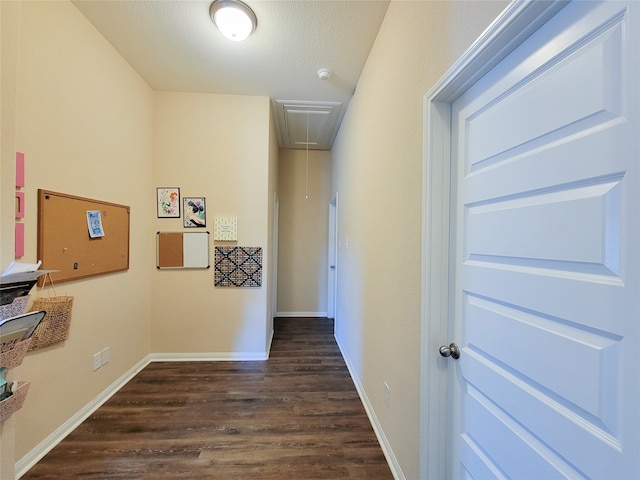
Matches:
[[28, 274, 74, 351]]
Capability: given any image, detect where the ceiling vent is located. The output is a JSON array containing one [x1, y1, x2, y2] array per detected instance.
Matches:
[[274, 100, 342, 150]]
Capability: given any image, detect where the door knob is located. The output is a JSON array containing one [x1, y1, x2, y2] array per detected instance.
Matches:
[[330, 265, 336, 269], [439, 343, 460, 360]]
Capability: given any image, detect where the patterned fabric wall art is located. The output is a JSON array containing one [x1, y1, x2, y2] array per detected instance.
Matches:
[[215, 246, 262, 287]]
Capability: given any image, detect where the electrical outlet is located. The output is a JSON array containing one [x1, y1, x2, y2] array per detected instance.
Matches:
[[101, 347, 110, 365], [92, 352, 102, 371], [384, 381, 390, 408]]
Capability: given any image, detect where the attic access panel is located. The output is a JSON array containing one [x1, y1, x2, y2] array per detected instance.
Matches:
[[274, 100, 342, 150]]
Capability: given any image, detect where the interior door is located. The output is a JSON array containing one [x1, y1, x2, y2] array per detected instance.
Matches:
[[445, 1, 639, 478]]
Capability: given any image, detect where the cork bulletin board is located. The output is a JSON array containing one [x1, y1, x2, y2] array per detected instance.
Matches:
[[37, 189, 130, 284]]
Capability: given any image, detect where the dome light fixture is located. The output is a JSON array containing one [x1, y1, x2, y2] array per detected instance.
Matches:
[[210, 0, 257, 42]]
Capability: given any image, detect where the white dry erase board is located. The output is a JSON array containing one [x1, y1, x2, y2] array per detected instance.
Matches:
[[156, 231, 210, 269]]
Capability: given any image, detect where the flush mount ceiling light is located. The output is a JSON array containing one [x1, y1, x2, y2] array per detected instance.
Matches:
[[210, 0, 257, 42]]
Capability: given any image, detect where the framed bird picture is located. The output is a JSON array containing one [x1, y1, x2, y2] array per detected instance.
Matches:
[[156, 187, 180, 218], [183, 197, 206, 228]]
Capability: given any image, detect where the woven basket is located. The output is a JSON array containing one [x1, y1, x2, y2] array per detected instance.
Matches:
[[0, 338, 32, 369], [28, 295, 74, 351], [0, 381, 31, 423], [0, 295, 31, 320]]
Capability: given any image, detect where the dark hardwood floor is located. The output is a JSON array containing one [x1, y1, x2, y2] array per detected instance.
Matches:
[[22, 318, 394, 479]]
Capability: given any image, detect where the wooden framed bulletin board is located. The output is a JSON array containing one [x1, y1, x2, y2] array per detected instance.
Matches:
[[37, 189, 130, 284]]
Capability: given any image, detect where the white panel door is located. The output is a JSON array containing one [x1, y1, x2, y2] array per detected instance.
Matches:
[[446, 1, 639, 478]]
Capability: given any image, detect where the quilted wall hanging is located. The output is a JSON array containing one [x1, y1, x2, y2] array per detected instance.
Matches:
[[214, 246, 262, 287]]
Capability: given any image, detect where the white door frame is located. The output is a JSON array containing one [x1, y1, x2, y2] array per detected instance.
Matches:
[[327, 194, 338, 320], [419, 2, 569, 478], [272, 193, 279, 321]]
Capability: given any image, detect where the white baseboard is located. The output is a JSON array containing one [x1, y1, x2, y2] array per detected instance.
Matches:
[[275, 311, 328, 318], [15, 355, 152, 478], [334, 335, 404, 480], [266, 328, 274, 357], [148, 351, 269, 362]]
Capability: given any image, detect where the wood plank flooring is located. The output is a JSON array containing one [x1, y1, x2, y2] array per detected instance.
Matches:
[[21, 318, 393, 479]]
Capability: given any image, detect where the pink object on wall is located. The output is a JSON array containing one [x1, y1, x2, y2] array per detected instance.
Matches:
[[15, 192, 25, 218], [15, 222, 25, 258], [16, 152, 25, 187]]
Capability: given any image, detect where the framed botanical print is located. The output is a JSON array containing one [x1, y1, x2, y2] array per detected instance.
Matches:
[[157, 187, 180, 218], [183, 197, 206, 227]]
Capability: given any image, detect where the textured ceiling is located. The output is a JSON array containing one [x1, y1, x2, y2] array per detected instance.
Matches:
[[72, 0, 390, 149]]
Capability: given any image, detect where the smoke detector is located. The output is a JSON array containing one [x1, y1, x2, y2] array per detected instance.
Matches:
[[317, 68, 331, 80]]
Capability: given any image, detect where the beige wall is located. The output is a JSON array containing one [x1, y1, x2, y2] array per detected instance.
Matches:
[[1, 2, 276, 476], [151, 92, 272, 357], [331, 1, 508, 478], [1, 0, 155, 471], [1, 2, 23, 478], [277, 149, 331, 316]]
